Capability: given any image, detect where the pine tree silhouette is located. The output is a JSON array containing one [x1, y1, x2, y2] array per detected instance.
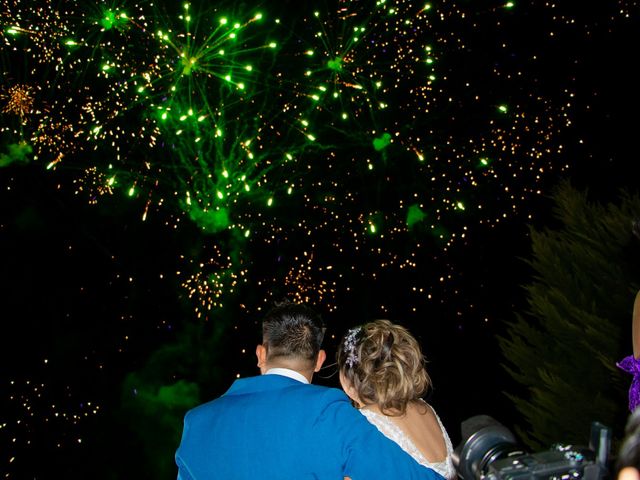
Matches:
[[499, 181, 640, 449]]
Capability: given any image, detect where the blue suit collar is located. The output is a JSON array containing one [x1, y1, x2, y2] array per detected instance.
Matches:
[[224, 374, 307, 396]]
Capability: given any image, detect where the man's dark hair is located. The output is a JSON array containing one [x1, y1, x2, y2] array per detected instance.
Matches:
[[617, 408, 640, 475], [262, 301, 325, 364]]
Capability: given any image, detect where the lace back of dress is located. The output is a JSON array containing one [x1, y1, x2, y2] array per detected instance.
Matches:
[[360, 406, 456, 480]]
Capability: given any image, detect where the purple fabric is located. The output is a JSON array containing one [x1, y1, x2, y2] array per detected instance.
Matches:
[[618, 355, 640, 412]]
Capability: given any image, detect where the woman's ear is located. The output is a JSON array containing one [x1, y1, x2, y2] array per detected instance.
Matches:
[[339, 372, 362, 407]]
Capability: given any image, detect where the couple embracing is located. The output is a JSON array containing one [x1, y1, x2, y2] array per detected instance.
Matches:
[[175, 302, 455, 480]]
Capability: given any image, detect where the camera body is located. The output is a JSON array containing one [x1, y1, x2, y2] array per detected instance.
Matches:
[[452, 415, 610, 480], [482, 444, 597, 480]]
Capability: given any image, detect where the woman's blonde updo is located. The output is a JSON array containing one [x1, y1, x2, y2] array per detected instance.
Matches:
[[337, 319, 431, 416]]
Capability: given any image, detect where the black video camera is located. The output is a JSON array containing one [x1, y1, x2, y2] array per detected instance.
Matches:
[[452, 415, 611, 480]]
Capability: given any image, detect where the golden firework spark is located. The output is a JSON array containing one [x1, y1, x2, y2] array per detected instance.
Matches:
[[2, 84, 35, 119]]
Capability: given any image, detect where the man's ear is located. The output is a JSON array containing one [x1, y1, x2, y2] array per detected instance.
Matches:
[[256, 344, 268, 373], [314, 349, 327, 373], [619, 467, 640, 480]]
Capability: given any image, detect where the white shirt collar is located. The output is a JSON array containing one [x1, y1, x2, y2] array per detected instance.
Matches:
[[265, 367, 309, 384]]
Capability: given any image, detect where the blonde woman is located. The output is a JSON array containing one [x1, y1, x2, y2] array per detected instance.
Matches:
[[337, 320, 456, 479]]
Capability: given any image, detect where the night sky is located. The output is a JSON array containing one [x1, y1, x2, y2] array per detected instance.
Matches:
[[1, 0, 639, 477]]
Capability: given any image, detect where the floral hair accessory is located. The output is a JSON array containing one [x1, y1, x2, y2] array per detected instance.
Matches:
[[343, 326, 362, 368]]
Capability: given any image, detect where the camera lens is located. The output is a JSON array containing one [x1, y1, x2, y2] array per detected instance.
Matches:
[[453, 415, 521, 480]]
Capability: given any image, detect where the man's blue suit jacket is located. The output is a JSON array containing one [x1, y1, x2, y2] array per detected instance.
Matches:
[[175, 374, 446, 480]]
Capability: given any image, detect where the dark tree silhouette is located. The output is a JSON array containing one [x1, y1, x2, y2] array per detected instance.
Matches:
[[500, 181, 640, 449]]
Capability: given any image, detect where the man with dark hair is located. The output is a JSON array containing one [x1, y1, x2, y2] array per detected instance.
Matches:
[[257, 302, 326, 377], [175, 302, 444, 480]]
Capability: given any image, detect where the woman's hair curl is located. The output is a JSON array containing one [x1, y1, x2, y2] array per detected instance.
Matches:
[[337, 319, 430, 415]]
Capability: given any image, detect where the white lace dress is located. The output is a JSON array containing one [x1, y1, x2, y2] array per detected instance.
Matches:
[[360, 404, 456, 479]]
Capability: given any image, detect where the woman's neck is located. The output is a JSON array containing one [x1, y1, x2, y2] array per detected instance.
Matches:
[[360, 402, 406, 417]]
